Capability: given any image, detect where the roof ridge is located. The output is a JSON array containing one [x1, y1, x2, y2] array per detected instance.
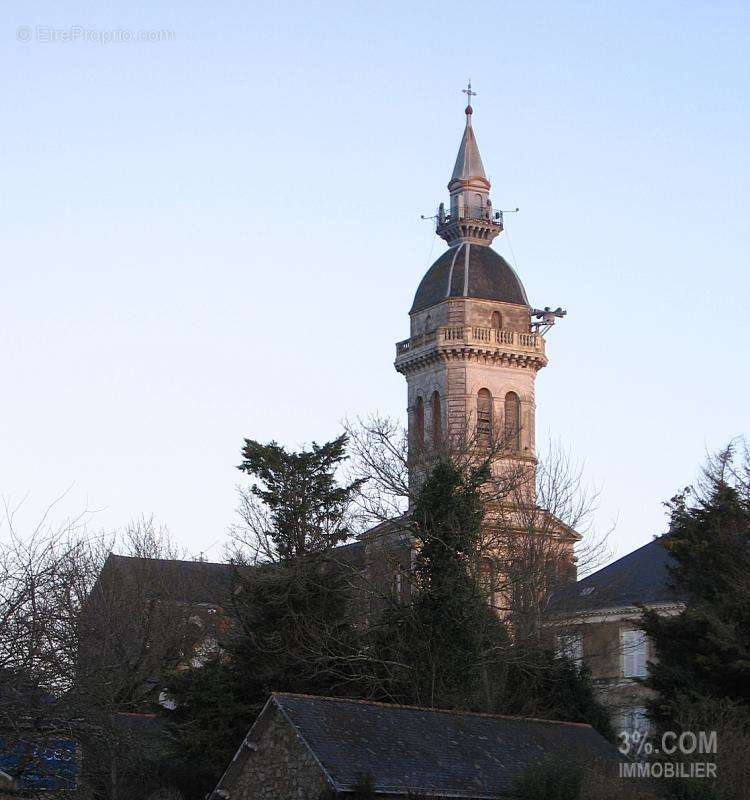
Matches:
[[109, 553, 229, 567], [271, 692, 592, 728]]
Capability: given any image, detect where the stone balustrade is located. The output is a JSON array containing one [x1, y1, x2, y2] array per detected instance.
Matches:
[[395, 325, 544, 358]]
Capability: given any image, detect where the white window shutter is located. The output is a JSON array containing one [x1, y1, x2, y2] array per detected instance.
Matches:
[[556, 633, 583, 666], [621, 629, 647, 678]]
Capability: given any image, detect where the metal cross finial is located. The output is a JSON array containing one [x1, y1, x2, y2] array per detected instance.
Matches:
[[462, 80, 476, 107]]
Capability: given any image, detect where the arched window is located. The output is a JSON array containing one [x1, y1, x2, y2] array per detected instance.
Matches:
[[491, 311, 502, 330], [431, 391, 442, 443], [424, 314, 432, 333], [414, 396, 425, 448], [477, 389, 493, 448], [504, 391, 521, 450]]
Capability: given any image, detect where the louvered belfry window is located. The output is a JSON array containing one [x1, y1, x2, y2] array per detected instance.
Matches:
[[431, 391, 442, 443], [504, 391, 521, 450], [477, 389, 493, 448], [414, 396, 425, 448]]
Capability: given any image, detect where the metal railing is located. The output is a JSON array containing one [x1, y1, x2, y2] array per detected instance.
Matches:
[[437, 206, 503, 228]]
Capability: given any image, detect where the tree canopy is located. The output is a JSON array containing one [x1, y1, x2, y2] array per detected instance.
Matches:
[[642, 444, 750, 729]]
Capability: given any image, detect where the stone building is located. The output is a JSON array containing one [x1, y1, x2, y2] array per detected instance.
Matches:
[[208, 693, 620, 800], [546, 538, 685, 735]]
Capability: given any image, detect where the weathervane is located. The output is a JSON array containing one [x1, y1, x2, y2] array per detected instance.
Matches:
[[462, 80, 476, 110]]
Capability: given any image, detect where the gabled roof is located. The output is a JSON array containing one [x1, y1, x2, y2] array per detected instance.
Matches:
[[217, 693, 620, 799], [548, 537, 686, 615]]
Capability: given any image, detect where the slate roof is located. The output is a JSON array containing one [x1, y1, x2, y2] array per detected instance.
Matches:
[[223, 694, 620, 799], [410, 243, 528, 314], [451, 119, 487, 183], [101, 532, 380, 607], [104, 554, 236, 606], [548, 538, 686, 615]]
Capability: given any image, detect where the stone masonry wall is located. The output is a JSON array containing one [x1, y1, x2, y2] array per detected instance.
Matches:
[[227, 705, 330, 800]]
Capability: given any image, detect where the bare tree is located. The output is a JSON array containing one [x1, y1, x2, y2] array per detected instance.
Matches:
[[343, 416, 611, 641], [0, 503, 201, 798]]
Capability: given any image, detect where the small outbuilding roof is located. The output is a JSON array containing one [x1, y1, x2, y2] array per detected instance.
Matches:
[[214, 693, 620, 799]]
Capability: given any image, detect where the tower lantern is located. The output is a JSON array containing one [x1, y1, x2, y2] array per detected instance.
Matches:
[[436, 82, 504, 247]]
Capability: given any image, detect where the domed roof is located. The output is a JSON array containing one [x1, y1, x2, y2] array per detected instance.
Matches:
[[410, 243, 528, 314]]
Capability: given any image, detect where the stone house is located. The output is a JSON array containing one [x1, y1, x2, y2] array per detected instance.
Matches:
[[208, 693, 620, 800], [546, 538, 685, 736]]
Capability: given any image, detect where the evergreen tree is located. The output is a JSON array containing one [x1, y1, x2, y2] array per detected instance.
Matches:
[[370, 458, 510, 710], [163, 659, 255, 797], [237, 434, 364, 561], [163, 435, 364, 798], [642, 445, 750, 730], [369, 457, 613, 736], [499, 646, 613, 739]]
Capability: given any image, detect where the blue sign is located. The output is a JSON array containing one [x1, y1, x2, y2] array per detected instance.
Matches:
[[0, 738, 77, 790]]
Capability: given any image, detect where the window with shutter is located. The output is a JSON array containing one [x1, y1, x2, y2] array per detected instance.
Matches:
[[621, 629, 647, 678], [556, 633, 583, 666], [618, 706, 649, 736]]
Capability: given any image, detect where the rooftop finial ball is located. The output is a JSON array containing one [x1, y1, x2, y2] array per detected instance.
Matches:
[[465, 105, 473, 115]]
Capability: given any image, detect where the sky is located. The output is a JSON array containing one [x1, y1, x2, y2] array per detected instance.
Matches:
[[1, 1, 748, 564]]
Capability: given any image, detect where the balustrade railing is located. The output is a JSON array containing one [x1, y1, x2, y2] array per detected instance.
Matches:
[[396, 325, 542, 358]]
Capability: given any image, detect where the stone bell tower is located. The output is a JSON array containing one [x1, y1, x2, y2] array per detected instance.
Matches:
[[394, 85, 560, 498]]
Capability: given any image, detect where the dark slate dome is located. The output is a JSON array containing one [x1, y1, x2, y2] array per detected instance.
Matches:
[[410, 243, 528, 314]]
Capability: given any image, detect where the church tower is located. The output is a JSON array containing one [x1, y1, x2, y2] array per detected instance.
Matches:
[[395, 87, 559, 496]]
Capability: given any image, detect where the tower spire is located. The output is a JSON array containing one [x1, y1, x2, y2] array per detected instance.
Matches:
[[435, 82, 502, 247]]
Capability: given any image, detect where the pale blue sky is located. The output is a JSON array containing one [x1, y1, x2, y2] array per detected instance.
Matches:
[[1, 1, 748, 562]]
